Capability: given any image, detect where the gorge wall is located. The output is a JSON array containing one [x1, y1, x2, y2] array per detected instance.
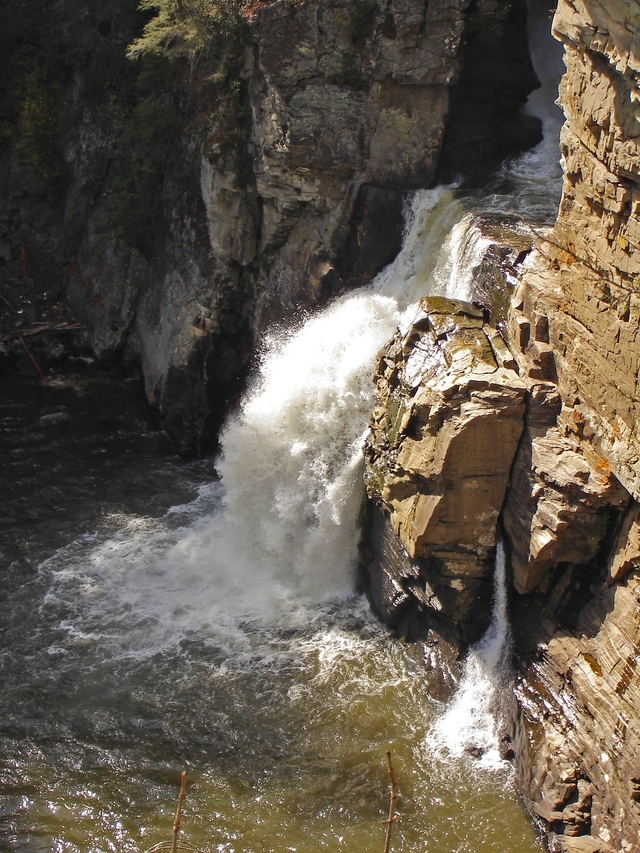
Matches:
[[362, 1, 640, 850], [0, 0, 539, 454], [509, 2, 640, 851]]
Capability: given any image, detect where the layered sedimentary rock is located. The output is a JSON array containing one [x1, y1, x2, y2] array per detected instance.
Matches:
[[0, 0, 540, 453], [503, 254, 640, 850], [501, 3, 640, 849], [363, 296, 526, 642], [544, 0, 640, 501], [510, 560, 640, 853]]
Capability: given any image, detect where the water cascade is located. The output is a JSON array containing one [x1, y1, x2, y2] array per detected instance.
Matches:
[[426, 543, 512, 771]]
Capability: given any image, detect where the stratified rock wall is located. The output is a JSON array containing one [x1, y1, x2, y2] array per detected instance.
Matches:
[[499, 3, 640, 850], [361, 3, 640, 849], [511, 561, 640, 853], [545, 0, 640, 500]]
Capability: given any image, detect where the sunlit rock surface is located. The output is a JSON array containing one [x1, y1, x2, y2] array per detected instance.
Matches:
[[510, 556, 640, 853], [363, 297, 525, 641], [501, 2, 640, 849], [363, 3, 640, 848]]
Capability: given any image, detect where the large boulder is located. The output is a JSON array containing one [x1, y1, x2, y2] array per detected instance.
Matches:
[[502, 381, 630, 595], [363, 296, 526, 640]]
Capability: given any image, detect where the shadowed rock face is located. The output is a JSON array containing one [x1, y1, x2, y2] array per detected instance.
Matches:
[[360, 503, 464, 696], [437, 0, 543, 182], [0, 0, 540, 454]]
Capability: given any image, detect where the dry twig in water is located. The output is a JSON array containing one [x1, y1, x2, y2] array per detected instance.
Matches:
[[18, 334, 46, 380], [172, 771, 188, 853], [143, 771, 206, 853], [382, 750, 398, 853]]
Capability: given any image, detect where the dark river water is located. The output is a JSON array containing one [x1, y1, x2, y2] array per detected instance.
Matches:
[[0, 367, 543, 853]]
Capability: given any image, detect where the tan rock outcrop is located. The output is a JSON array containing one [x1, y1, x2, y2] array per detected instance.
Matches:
[[364, 297, 525, 633], [502, 377, 630, 595], [501, 0, 640, 594], [530, 0, 640, 500]]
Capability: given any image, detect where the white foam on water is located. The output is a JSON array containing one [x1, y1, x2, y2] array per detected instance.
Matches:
[[432, 212, 497, 302], [41, 189, 459, 660], [372, 186, 463, 304], [425, 542, 512, 771]]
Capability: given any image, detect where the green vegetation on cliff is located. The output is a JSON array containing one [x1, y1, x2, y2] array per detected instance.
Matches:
[[127, 0, 251, 58], [0, 0, 249, 251]]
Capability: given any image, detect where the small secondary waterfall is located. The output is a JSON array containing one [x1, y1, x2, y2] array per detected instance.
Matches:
[[426, 543, 512, 771]]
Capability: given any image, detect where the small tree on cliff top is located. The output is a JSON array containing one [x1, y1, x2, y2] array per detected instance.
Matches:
[[127, 0, 252, 58]]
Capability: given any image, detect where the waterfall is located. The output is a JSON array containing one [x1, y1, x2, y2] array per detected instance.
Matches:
[[40, 0, 564, 711], [425, 542, 512, 771], [44, 180, 549, 664], [41, 189, 469, 660], [419, 0, 565, 768]]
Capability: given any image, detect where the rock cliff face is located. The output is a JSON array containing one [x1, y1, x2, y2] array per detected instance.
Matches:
[[0, 0, 539, 453], [363, 1, 640, 850], [363, 296, 525, 642], [504, 2, 640, 850]]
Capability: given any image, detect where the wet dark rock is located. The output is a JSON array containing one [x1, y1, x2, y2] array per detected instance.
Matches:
[[464, 213, 534, 326], [437, 0, 543, 183]]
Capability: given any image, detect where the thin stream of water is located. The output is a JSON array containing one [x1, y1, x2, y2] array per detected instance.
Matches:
[[427, 544, 512, 771]]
